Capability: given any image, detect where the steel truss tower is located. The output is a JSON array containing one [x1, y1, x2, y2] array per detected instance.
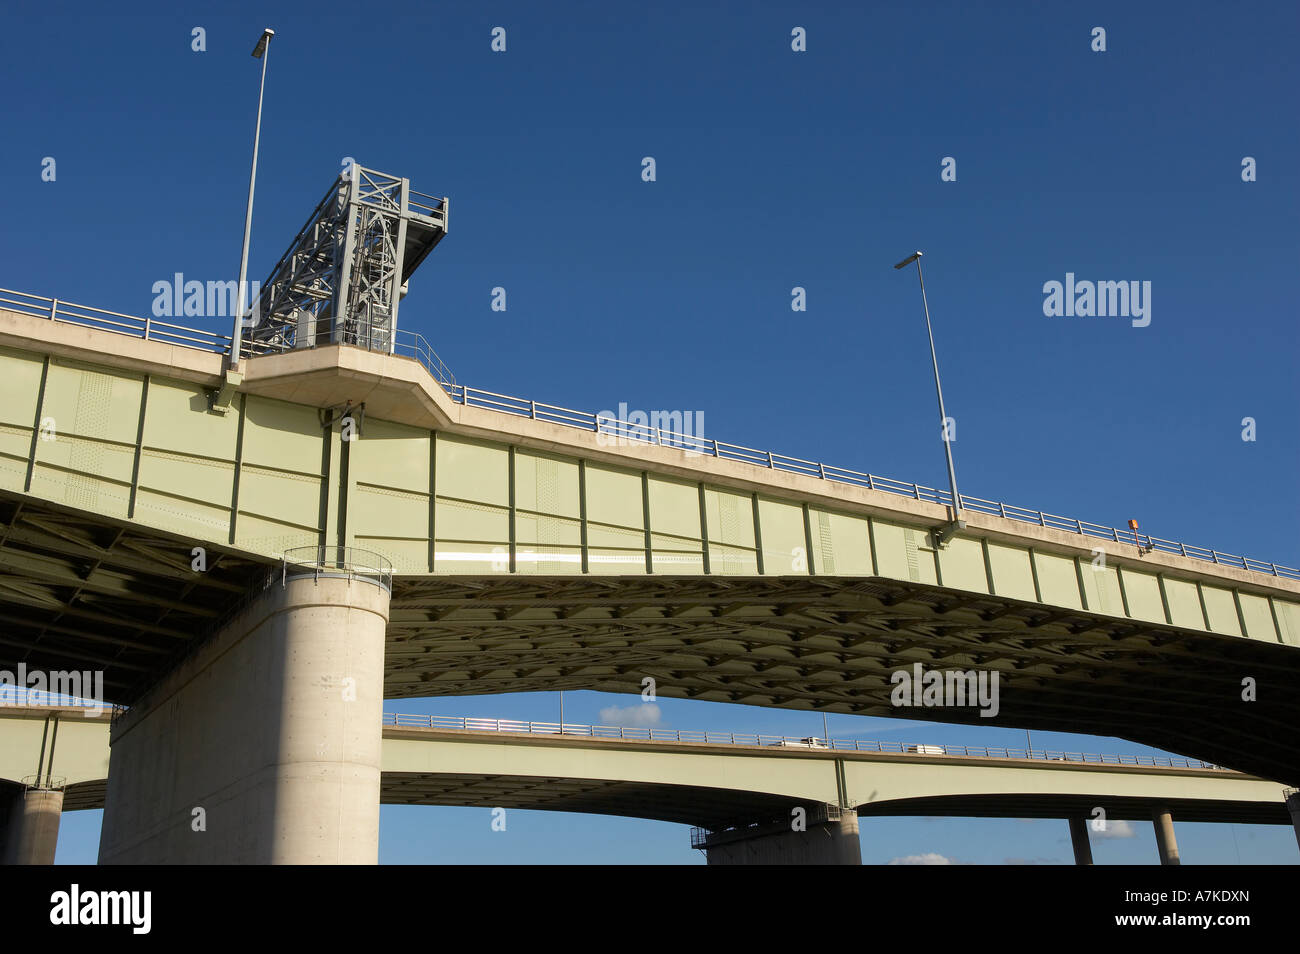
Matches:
[[247, 164, 448, 356]]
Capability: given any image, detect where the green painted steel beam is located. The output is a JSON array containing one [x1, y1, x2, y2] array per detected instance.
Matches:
[[2, 339, 1294, 648]]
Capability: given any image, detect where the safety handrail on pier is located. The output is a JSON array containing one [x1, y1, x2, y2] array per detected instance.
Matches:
[[282, 545, 393, 592]]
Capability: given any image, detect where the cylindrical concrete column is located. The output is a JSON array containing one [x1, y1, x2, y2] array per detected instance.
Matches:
[[1285, 790, 1300, 852], [1, 788, 64, 865], [100, 569, 390, 864], [266, 574, 389, 864], [822, 812, 863, 865], [1152, 808, 1180, 865], [1068, 817, 1093, 865]]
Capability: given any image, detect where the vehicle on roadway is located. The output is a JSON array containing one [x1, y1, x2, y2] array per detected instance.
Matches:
[[770, 737, 829, 749], [906, 744, 946, 755]]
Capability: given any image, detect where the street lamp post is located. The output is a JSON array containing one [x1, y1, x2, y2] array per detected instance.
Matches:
[[231, 27, 275, 372], [894, 250, 964, 547]]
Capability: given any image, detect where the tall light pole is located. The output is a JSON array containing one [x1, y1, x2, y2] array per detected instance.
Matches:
[[231, 27, 275, 372], [894, 250, 964, 547]]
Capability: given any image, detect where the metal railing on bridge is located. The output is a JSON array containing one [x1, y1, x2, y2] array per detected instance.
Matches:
[[381, 712, 1227, 771], [0, 688, 106, 710], [0, 287, 246, 353], [2, 285, 1294, 581], [0, 287, 455, 386]]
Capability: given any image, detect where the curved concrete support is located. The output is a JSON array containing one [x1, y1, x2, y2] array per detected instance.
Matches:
[[1153, 808, 1181, 865], [700, 810, 861, 865], [99, 573, 389, 864], [1, 787, 63, 865]]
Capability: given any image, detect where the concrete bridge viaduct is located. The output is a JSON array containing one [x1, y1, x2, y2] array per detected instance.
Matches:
[[1, 289, 1297, 863], [0, 703, 1292, 864]]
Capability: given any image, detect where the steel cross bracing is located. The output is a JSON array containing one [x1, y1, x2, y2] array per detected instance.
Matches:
[[0, 497, 267, 695], [248, 165, 448, 357]]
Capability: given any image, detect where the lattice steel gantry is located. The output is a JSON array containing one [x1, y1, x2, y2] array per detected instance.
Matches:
[[247, 164, 448, 356]]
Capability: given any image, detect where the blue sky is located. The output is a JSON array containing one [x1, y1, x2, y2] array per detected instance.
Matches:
[[4, 0, 1296, 863]]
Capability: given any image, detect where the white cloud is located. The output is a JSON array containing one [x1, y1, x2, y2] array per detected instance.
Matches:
[[887, 852, 955, 865], [597, 703, 662, 728], [1092, 819, 1136, 839]]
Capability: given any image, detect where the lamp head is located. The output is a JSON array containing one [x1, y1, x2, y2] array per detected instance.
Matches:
[[893, 251, 923, 270], [252, 28, 275, 58]]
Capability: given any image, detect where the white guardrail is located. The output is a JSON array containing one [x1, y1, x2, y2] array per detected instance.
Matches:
[[1, 285, 1295, 581]]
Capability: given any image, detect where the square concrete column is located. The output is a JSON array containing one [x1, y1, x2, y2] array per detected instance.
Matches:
[[99, 566, 390, 864]]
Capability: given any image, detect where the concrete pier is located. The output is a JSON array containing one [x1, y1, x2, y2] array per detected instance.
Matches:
[[698, 808, 862, 865], [1152, 807, 1181, 865], [98, 569, 390, 864], [0, 786, 64, 864], [1068, 817, 1094, 865]]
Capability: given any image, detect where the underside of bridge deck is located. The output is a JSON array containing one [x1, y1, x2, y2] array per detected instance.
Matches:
[[58, 773, 1291, 828], [0, 495, 268, 700], [854, 793, 1289, 825], [382, 772, 797, 829], [2, 492, 1297, 786], [386, 574, 1300, 784]]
